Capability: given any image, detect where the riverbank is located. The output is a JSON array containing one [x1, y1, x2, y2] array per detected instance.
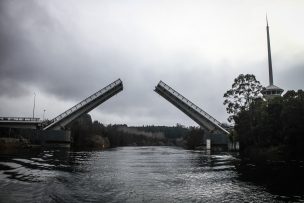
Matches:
[[0, 137, 29, 151], [69, 114, 190, 149]]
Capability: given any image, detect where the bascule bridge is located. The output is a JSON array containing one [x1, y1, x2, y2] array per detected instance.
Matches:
[[155, 81, 229, 149]]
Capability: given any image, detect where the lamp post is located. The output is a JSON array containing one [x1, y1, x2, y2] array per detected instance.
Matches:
[[32, 93, 36, 118], [43, 109, 46, 120]]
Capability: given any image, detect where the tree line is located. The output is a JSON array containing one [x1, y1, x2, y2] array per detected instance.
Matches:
[[69, 115, 196, 149], [224, 74, 304, 161]]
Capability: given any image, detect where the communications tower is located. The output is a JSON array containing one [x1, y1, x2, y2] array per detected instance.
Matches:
[[261, 17, 284, 100]]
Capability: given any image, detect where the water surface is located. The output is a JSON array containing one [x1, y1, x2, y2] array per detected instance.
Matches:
[[0, 146, 303, 202]]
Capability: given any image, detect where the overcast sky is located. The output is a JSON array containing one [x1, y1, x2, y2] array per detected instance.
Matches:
[[0, 0, 303, 126]]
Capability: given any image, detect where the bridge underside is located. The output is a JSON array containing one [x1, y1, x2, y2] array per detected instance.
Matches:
[[44, 79, 123, 130], [0, 117, 41, 129], [0, 122, 40, 129], [155, 81, 229, 135]]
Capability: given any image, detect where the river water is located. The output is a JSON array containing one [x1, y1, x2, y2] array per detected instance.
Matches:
[[0, 146, 303, 202]]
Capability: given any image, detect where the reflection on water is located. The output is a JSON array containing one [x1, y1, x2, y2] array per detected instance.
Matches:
[[0, 147, 303, 202]]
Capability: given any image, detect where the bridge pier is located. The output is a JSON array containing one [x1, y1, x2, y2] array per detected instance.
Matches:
[[206, 139, 211, 150]]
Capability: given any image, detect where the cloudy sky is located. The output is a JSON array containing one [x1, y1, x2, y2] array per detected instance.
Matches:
[[0, 0, 303, 126]]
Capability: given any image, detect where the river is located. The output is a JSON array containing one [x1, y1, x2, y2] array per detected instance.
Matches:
[[0, 146, 303, 202]]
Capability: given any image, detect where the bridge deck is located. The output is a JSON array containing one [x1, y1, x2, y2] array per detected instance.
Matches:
[[43, 79, 123, 130], [155, 81, 229, 134], [0, 117, 40, 122], [0, 117, 41, 129]]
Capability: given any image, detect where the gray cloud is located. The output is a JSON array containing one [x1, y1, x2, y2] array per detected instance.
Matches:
[[0, 0, 304, 126], [272, 50, 304, 91]]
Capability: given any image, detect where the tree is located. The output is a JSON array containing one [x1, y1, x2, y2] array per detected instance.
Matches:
[[280, 90, 304, 158], [233, 89, 304, 160], [185, 127, 204, 149], [223, 74, 263, 122]]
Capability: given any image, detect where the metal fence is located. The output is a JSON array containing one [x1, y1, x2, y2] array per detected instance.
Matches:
[[0, 117, 40, 122]]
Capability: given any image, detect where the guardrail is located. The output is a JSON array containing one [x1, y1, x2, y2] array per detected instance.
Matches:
[[157, 81, 223, 127], [47, 79, 122, 125], [0, 117, 40, 122]]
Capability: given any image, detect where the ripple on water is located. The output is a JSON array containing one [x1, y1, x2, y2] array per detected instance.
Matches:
[[0, 146, 303, 202]]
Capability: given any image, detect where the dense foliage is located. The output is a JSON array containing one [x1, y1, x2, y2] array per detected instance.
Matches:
[[224, 74, 263, 122], [234, 90, 304, 160], [70, 114, 110, 149], [224, 74, 304, 160], [70, 116, 190, 148], [135, 124, 189, 139], [184, 127, 205, 149]]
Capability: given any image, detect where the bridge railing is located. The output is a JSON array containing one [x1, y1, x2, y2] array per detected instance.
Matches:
[[0, 117, 40, 122], [157, 81, 223, 127], [47, 79, 122, 125]]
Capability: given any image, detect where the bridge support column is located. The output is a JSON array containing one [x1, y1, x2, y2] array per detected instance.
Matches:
[[206, 139, 211, 150]]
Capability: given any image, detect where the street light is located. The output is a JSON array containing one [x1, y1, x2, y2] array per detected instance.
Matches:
[[32, 93, 36, 118], [43, 109, 46, 120]]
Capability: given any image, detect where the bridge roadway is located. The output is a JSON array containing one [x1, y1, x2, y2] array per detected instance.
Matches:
[[0, 79, 123, 131], [155, 81, 229, 135], [43, 79, 123, 130], [0, 117, 41, 129]]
